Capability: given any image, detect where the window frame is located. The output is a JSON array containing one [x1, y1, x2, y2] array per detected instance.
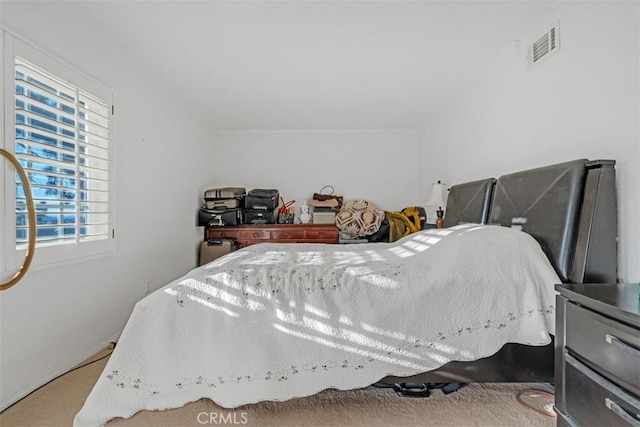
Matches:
[[1, 29, 115, 277]]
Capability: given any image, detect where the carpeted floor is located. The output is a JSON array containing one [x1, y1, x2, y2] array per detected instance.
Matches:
[[1, 349, 556, 427]]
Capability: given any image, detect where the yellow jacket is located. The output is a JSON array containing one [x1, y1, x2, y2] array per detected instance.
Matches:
[[384, 207, 422, 243]]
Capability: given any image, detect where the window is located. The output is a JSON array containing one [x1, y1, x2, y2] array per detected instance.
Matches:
[[2, 32, 114, 273]]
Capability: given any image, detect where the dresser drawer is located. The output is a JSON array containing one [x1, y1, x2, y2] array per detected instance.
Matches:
[[565, 353, 640, 427], [206, 229, 240, 240], [305, 228, 338, 240], [240, 230, 271, 240], [204, 224, 339, 248], [271, 229, 305, 240], [566, 302, 640, 391]]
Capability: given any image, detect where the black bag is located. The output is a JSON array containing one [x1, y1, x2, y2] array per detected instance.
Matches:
[[198, 207, 242, 227], [366, 218, 390, 242], [246, 189, 279, 210], [244, 209, 277, 224]]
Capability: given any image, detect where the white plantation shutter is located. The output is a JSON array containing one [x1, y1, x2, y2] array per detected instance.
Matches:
[[13, 56, 112, 249]]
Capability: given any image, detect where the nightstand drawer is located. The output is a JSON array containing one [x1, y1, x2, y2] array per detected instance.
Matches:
[[565, 353, 640, 427], [566, 302, 640, 391]]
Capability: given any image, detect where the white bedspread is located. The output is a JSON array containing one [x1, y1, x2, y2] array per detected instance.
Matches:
[[75, 224, 560, 426]]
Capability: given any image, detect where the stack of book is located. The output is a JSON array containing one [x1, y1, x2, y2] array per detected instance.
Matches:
[[312, 206, 337, 224], [309, 192, 342, 225]]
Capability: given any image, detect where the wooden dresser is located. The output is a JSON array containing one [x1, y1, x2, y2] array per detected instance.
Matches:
[[204, 224, 339, 248], [554, 283, 640, 427]]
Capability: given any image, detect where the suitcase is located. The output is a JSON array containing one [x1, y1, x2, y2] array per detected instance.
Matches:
[[246, 189, 279, 210], [244, 209, 277, 224], [204, 198, 242, 209], [204, 187, 246, 200], [198, 207, 242, 227], [199, 239, 234, 266]]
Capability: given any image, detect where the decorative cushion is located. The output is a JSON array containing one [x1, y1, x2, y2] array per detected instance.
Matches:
[[335, 200, 385, 237]]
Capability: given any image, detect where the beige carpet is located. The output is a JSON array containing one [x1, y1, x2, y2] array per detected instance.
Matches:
[[1, 349, 556, 427]]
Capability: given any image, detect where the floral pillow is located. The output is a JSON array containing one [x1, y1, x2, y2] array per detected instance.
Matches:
[[335, 200, 385, 238]]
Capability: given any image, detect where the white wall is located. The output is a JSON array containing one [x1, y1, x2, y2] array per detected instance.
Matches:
[[213, 130, 423, 214], [420, 2, 640, 282], [0, 4, 216, 409]]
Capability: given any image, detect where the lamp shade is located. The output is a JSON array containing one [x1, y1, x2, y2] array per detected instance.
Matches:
[[424, 182, 447, 208]]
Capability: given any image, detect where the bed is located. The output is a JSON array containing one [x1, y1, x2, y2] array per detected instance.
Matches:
[[385, 158, 617, 386], [442, 177, 495, 228], [74, 159, 617, 426]]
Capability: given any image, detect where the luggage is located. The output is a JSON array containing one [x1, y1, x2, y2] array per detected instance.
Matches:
[[244, 209, 277, 224], [205, 198, 242, 209], [246, 189, 279, 210], [199, 239, 234, 266], [198, 207, 242, 227], [204, 187, 246, 200], [203, 187, 246, 211]]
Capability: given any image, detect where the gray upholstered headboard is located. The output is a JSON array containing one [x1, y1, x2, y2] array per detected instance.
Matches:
[[443, 178, 496, 227], [489, 159, 617, 284]]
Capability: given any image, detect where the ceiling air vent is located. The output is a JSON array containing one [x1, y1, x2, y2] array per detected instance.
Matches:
[[529, 24, 559, 67]]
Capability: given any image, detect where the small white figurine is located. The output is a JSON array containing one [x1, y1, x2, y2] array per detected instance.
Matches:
[[299, 201, 312, 224]]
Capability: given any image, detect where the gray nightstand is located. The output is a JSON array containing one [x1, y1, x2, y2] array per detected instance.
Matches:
[[554, 283, 640, 426]]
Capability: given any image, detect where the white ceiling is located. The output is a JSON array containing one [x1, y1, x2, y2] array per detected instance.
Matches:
[[39, 1, 559, 130]]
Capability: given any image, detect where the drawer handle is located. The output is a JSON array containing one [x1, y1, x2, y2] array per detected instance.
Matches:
[[605, 398, 640, 427], [566, 353, 640, 412], [606, 333, 640, 358]]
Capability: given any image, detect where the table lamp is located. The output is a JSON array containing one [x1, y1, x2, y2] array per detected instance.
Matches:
[[424, 180, 447, 228]]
